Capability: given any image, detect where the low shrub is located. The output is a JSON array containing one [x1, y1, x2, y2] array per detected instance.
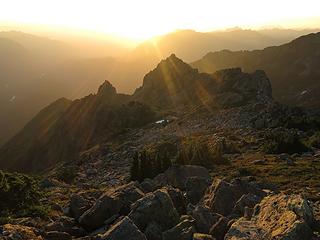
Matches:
[[0, 170, 48, 223]]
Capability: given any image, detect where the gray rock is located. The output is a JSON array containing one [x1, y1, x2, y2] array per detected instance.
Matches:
[[186, 177, 211, 205], [128, 188, 180, 231], [166, 186, 187, 215], [205, 178, 265, 217], [144, 222, 162, 240], [190, 205, 221, 233], [231, 193, 262, 217], [100, 217, 146, 240], [79, 194, 122, 231], [69, 193, 93, 220], [79, 182, 144, 231]]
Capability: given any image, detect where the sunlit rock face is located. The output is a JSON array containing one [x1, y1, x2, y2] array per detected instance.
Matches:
[[133, 54, 273, 109]]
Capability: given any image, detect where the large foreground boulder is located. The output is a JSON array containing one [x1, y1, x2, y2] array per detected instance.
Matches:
[[225, 193, 314, 240], [128, 188, 180, 232], [205, 178, 265, 217], [100, 217, 146, 240], [154, 165, 210, 190], [79, 182, 144, 231]]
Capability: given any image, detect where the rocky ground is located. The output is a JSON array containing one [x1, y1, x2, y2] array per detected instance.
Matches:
[[1, 101, 320, 240]]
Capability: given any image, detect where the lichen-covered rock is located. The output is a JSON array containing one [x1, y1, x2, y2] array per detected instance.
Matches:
[[0, 224, 43, 240], [100, 217, 146, 240], [128, 188, 179, 232], [225, 193, 314, 240]]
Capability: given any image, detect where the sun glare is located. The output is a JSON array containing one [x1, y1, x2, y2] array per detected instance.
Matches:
[[0, 0, 319, 40]]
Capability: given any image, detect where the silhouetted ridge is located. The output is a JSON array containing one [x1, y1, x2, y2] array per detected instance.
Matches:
[[134, 55, 272, 109]]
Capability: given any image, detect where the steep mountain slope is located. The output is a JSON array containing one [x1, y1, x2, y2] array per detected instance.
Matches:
[[192, 32, 320, 107], [0, 82, 155, 173], [0, 55, 273, 173]]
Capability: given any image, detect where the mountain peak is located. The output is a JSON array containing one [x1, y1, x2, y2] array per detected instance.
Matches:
[[97, 80, 117, 97]]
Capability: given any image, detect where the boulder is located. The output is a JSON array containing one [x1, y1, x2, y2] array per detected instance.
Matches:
[[166, 186, 187, 215], [69, 193, 94, 220], [186, 177, 211, 205], [144, 222, 162, 240], [128, 188, 180, 231], [79, 182, 144, 231], [45, 216, 86, 237], [79, 194, 122, 231], [231, 193, 262, 217], [225, 193, 314, 240], [205, 178, 265, 217], [139, 178, 158, 193], [190, 205, 221, 233], [100, 217, 146, 240], [154, 165, 210, 190], [110, 181, 145, 214], [162, 219, 196, 240]]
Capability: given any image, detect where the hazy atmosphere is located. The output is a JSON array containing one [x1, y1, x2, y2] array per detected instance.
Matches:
[[0, 1, 320, 239]]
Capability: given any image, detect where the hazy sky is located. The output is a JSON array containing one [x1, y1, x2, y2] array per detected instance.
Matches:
[[0, 0, 319, 40]]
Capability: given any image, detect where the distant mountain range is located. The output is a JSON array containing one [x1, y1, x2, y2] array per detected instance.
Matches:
[[192, 32, 320, 107], [0, 28, 319, 146]]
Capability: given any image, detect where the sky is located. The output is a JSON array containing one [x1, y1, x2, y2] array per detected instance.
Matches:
[[0, 0, 319, 40]]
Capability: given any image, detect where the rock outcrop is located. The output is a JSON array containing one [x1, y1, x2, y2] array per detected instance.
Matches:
[[225, 193, 315, 240]]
